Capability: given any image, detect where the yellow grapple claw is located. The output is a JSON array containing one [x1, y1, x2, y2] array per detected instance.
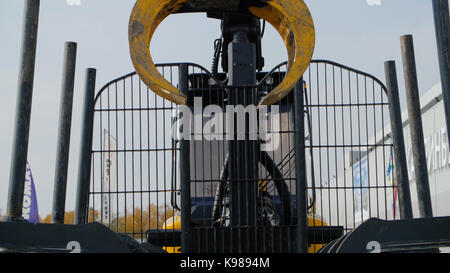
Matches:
[[249, 0, 315, 105], [129, 0, 188, 105], [128, 0, 315, 105]]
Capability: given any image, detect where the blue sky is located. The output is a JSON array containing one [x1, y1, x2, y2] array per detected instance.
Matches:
[[0, 0, 444, 217]]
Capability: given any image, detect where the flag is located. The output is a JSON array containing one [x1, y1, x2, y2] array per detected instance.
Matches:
[[387, 140, 398, 218], [386, 151, 392, 177], [102, 130, 117, 224], [22, 162, 39, 223]]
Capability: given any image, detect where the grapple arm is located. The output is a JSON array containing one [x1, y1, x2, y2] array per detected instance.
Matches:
[[128, 0, 315, 105]]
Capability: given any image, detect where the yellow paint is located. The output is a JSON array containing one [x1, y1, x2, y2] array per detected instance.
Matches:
[[249, 0, 315, 105], [129, 0, 188, 105], [307, 213, 327, 253], [258, 180, 268, 191], [161, 214, 327, 253], [163, 215, 182, 230], [129, 0, 315, 106], [162, 215, 182, 253], [309, 244, 325, 253], [163, 246, 182, 253]]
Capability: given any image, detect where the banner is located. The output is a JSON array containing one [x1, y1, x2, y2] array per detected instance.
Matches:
[[102, 130, 117, 224], [22, 162, 39, 223], [386, 144, 399, 219], [353, 157, 369, 224]]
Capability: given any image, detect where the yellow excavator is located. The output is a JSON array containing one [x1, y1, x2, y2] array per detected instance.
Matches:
[[161, 200, 328, 253], [3, 0, 450, 255], [129, 0, 331, 253]]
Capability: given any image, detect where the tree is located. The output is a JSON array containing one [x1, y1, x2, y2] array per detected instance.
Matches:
[[40, 214, 51, 224], [88, 208, 100, 222], [108, 204, 176, 239], [64, 211, 75, 224], [37, 204, 176, 240], [39, 208, 99, 225]]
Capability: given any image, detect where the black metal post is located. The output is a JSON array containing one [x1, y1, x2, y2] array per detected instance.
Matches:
[[227, 32, 258, 249], [179, 63, 192, 252], [384, 61, 414, 219], [6, 0, 40, 221], [401, 35, 434, 218], [52, 42, 77, 224], [74, 68, 96, 225], [432, 0, 450, 149], [294, 79, 308, 253]]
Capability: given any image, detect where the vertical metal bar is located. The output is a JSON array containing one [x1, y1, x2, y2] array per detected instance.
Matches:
[[52, 42, 77, 224], [294, 78, 308, 253], [384, 61, 414, 219], [432, 0, 450, 149], [6, 0, 40, 220], [179, 63, 192, 252], [227, 31, 258, 253], [400, 35, 434, 218], [75, 68, 97, 224]]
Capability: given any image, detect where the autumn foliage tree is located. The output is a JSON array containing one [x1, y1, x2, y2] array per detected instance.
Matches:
[[38, 204, 175, 239], [39, 208, 100, 224], [108, 204, 175, 239]]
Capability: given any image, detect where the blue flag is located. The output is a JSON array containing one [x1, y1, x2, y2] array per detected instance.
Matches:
[[22, 162, 39, 223], [386, 138, 394, 177], [386, 148, 393, 177]]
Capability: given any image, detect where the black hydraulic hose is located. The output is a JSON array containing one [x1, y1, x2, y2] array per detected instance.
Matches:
[[260, 150, 292, 225], [260, 85, 316, 211], [211, 38, 222, 75], [212, 154, 229, 222], [213, 151, 293, 226]]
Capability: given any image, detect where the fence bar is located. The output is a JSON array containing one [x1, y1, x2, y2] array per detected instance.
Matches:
[[400, 35, 433, 218], [179, 63, 192, 252], [432, 0, 450, 148], [227, 32, 258, 253], [6, 0, 40, 220], [384, 61, 413, 219], [294, 78, 308, 253], [75, 68, 97, 224], [52, 42, 78, 224]]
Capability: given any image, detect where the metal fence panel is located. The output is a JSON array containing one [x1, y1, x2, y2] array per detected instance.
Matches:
[[88, 60, 398, 253]]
